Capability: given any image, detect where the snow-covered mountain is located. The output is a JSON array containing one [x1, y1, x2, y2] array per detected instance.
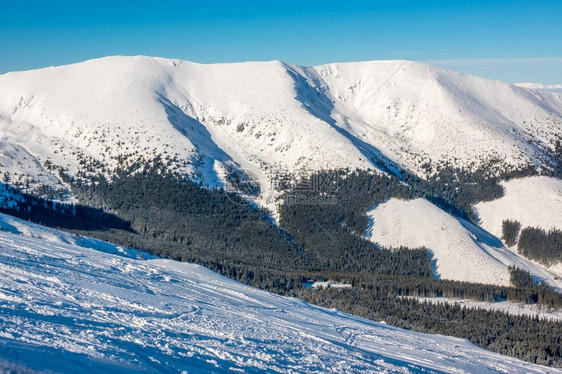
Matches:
[[0, 56, 561, 208], [1, 56, 561, 371], [0, 221, 557, 373], [1, 56, 560, 287]]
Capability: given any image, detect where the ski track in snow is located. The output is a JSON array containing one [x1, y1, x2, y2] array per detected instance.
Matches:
[[0, 228, 558, 373]]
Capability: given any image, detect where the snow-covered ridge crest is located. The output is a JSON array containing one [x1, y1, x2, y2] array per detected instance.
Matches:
[[515, 82, 562, 92], [0, 55, 560, 209]]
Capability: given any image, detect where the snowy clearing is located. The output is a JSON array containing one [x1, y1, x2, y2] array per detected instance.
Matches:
[[366, 198, 562, 289], [474, 176, 562, 239]]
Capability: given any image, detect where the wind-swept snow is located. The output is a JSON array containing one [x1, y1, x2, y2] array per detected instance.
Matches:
[[0, 226, 557, 373], [515, 82, 562, 93], [366, 198, 562, 289], [0, 212, 154, 260]]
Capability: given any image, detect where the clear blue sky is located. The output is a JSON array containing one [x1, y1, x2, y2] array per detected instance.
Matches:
[[1, 0, 561, 84]]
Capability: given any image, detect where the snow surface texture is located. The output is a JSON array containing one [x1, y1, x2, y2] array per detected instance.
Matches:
[[0, 212, 154, 260], [0, 56, 561, 213], [0, 229, 558, 373], [366, 198, 562, 289]]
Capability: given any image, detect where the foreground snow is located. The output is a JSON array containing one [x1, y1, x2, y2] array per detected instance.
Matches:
[[0, 212, 154, 260], [367, 198, 562, 289], [0, 230, 557, 373]]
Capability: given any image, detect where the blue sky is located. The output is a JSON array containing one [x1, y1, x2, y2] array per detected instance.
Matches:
[[1, 0, 560, 83]]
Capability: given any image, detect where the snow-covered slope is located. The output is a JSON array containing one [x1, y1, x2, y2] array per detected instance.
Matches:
[[0, 56, 372, 210], [474, 176, 562, 275], [307, 61, 562, 172], [515, 82, 562, 93], [0, 212, 154, 260], [1, 56, 560, 288], [0, 229, 557, 373], [0, 56, 560, 209], [366, 198, 562, 289], [475, 176, 562, 239]]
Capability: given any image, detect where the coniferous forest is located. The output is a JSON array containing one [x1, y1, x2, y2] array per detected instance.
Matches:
[[502, 219, 521, 247], [518, 227, 562, 266], [2, 161, 562, 367], [498, 218, 562, 266]]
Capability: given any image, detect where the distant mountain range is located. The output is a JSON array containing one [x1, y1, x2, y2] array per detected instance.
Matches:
[[0, 56, 561, 287], [0, 56, 560, 201]]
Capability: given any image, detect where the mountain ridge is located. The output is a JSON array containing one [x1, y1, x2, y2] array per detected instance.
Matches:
[[1, 55, 560, 206]]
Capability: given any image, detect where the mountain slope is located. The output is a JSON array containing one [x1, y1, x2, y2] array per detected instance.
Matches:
[[0, 56, 560, 291], [366, 198, 562, 289], [0, 56, 373, 208], [0, 56, 560, 208], [0, 227, 557, 373], [475, 176, 562, 238], [307, 61, 562, 172]]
